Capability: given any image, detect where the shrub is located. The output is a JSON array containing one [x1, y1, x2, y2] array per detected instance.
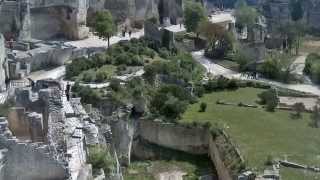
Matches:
[[109, 79, 121, 92], [199, 102, 207, 112], [159, 48, 170, 59], [72, 83, 102, 106], [217, 76, 229, 89], [227, 79, 239, 89], [82, 70, 96, 82], [96, 70, 108, 82], [292, 102, 305, 118], [88, 145, 115, 175], [258, 89, 279, 112], [116, 64, 127, 73]]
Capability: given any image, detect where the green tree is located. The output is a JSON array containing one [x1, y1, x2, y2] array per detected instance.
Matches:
[[290, 0, 304, 22], [184, 1, 207, 33], [199, 21, 235, 59], [234, 0, 259, 29], [92, 11, 117, 47]]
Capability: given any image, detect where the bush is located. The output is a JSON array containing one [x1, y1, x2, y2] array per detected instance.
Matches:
[[82, 70, 96, 82], [96, 70, 108, 82], [199, 102, 207, 112], [72, 83, 102, 106], [227, 79, 239, 89], [217, 76, 229, 89], [292, 102, 305, 118], [158, 48, 170, 59], [258, 89, 279, 112], [88, 145, 115, 175], [109, 79, 121, 92], [160, 95, 188, 120]]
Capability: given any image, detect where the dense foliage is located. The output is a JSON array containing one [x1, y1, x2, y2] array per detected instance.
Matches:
[[183, 1, 207, 33], [304, 53, 320, 84], [234, 0, 259, 29], [88, 145, 115, 175], [66, 39, 156, 82], [258, 53, 296, 83]]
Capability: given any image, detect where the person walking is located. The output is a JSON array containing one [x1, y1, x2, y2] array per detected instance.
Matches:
[[65, 82, 71, 101], [5, 77, 10, 91], [129, 30, 132, 38]]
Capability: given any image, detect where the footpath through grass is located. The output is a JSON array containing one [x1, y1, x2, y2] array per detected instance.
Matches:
[[181, 87, 320, 180]]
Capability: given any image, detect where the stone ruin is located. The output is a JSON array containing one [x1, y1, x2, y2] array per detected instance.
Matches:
[[0, 80, 99, 180]]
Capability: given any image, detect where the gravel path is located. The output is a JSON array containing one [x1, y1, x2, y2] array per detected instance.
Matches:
[[192, 50, 320, 96]]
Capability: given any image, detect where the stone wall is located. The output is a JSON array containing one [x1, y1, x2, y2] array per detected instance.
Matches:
[[139, 120, 209, 154], [136, 119, 244, 180], [0, 117, 67, 180], [0, 34, 6, 91]]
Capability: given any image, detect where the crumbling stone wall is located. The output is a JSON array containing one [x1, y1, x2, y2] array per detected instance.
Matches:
[[0, 117, 67, 180]]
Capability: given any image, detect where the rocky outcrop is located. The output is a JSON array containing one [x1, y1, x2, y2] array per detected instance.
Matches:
[[0, 34, 6, 91], [88, 0, 183, 25], [261, 0, 320, 31], [0, 0, 89, 40]]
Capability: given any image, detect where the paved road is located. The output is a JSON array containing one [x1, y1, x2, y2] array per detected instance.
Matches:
[[192, 50, 320, 96]]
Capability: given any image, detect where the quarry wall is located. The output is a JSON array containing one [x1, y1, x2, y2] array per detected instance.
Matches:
[[110, 116, 242, 179], [139, 119, 209, 154]]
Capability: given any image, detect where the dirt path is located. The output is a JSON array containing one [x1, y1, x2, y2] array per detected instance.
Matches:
[[192, 50, 320, 96], [291, 53, 308, 76]]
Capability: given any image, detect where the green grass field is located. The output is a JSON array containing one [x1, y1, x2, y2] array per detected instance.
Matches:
[[181, 88, 320, 180]]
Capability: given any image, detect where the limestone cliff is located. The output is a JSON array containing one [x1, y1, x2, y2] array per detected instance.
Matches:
[[0, 34, 6, 91], [88, 0, 183, 25]]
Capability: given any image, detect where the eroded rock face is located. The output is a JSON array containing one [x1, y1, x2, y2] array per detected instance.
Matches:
[[88, 0, 183, 25], [89, 0, 159, 22], [261, 0, 320, 31], [0, 34, 6, 91], [0, 0, 89, 40]]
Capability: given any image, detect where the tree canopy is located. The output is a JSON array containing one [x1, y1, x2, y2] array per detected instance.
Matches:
[[92, 10, 117, 47], [184, 1, 207, 33], [290, 0, 304, 22], [234, 0, 259, 28]]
